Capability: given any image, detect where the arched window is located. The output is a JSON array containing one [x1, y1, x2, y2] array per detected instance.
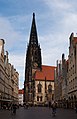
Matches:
[[48, 84, 52, 93], [37, 83, 42, 93]]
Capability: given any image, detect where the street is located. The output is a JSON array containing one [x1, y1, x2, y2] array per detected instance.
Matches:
[[0, 107, 77, 119]]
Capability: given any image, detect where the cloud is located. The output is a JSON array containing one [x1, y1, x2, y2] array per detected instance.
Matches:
[[38, 1, 77, 67], [0, 15, 27, 89], [0, 16, 26, 49], [60, 13, 77, 33], [1, 0, 77, 89], [43, 0, 72, 11], [39, 32, 69, 66]]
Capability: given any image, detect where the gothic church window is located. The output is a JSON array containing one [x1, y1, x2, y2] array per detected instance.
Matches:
[[37, 83, 42, 93], [37, 96, 39, 101]]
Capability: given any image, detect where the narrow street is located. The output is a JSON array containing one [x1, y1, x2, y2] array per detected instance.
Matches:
[[0, 107, 77, 119]]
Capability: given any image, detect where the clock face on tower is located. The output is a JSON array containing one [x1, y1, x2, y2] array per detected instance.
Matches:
[[34, 62, 38, 68]]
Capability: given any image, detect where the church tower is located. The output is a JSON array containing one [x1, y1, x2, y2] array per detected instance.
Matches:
[[24, 13, 42, 104]]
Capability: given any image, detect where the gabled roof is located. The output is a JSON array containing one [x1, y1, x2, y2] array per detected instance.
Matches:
[[35, 65, 56, 81]]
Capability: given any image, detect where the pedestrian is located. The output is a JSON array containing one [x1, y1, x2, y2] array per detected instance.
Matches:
[[52, 101, 57, 116], [12, 104, 17, 115]]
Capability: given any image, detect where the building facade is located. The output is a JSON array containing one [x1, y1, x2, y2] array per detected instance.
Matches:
[[61, 54, 68, 108], [54, 60, 63, 107], [24, 13, 56, 106], [19, 89, 24, 106], [55, 33, 77, 108], [54, 55, 68, 108], [0, 39, 19, 109], [34, 65, 55, 106], [24, 13, 42, 104], [68, 33, 77, 108]]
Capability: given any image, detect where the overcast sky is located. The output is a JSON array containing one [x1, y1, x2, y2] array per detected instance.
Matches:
[[0, 0, 77, 89]]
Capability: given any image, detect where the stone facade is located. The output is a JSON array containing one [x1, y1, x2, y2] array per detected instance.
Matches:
[[24, 13, 56, 106], [55, 33, 77, 108], [34, 65, 55, 106], [0, 39, 19, 109], [61, 54, 68, 108], [24, 13, 42, 104], [68, 33, 77, 108], [35, 80, 54, 105], [54, 60, 63, 107]]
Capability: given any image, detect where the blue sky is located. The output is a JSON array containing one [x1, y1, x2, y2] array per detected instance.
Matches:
[[0, 0, 77, 89]]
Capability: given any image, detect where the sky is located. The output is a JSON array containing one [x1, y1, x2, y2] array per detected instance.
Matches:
[[0, 0, 77, 89]]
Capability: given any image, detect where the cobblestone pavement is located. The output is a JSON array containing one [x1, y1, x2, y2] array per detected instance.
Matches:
[[0, 107, 77, 119]]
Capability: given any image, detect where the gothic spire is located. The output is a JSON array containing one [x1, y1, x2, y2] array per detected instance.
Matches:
[[29, 13, 38, 45]]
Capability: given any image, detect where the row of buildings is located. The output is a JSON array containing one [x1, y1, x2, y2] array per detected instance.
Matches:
[[1, 13, 75, 108], [0, 39, 19, 109], [24, 13, 77, 109], [0, 13, 56, 108], [54, 33, 77, 108]]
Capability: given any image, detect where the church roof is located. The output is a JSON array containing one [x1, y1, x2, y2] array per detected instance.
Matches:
[[35, 65, 56, 81], [29, 13, 38, 45]]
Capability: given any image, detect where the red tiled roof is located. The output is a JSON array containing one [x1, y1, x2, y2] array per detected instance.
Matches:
[[19, 89, 24, 94], [35, 65, 56, 81]]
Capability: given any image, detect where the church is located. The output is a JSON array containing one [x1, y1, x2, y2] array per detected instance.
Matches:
[[24, 13, 56, 106]]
